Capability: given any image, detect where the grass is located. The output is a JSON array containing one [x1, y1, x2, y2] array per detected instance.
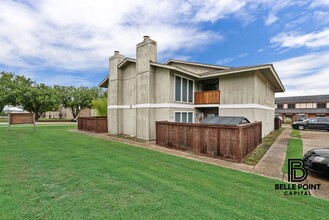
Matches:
[[0, 126, 328, 219], [0, 118, 72, 123], [36, 118, 72, 121], [0, 118, 8, 122], [243, 128, 285, 165], [283, 130, 303, 174], [291, 129, 301, 138]]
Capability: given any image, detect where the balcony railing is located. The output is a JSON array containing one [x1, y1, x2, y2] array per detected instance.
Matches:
[[194, 90, 220, 104]]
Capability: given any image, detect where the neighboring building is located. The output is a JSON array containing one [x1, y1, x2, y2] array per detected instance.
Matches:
[[275, 95, 329, 122], [2, 105, 24, 114], [41, 107, 96, 119], [99, 36, 285, 140]]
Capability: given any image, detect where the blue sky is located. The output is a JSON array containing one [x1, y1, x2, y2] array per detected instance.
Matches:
[[1, 0, 329, 97]]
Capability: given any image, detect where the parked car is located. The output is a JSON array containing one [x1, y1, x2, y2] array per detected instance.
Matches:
[[303, 148, 329, 178], [291, 117, 329, 131]]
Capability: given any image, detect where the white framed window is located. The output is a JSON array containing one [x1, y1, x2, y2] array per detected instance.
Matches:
[[175, 75, 194, 103], [175, 111, 194, 123]]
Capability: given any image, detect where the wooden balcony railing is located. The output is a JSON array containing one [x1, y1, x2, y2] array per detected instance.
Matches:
[[194, 90, 220, 104]]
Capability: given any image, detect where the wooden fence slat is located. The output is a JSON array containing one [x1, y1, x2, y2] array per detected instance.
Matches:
[[78, 117, 108, 133], [155, 121, 262, 162]]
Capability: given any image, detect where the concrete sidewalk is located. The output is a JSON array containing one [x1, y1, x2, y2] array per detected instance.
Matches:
[[251, 128, 292, 180]]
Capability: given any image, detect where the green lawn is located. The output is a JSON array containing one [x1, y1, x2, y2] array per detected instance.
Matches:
[[291, 129, 301, 138], [283, 130, 303, 174], [0, 126, 328, 219]]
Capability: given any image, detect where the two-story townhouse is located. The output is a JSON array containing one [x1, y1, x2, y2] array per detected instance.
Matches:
[[275, 95, 329, 122], [99, 36, 285, 140]]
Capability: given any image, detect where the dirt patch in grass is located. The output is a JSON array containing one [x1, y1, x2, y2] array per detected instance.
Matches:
[[107, 134, 147, 143], [243, 128, 285, 166]]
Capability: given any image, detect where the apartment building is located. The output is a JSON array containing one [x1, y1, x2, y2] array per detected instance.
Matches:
[[99, 36, 285, 140], [275, 95, 329, 122]]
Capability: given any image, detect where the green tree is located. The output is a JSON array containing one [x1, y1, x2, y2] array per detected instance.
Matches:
[[92, 90, 107, 116], [57, 86, 100, 119], [18, 83, 61, 120], [0, 71, 33, 112]]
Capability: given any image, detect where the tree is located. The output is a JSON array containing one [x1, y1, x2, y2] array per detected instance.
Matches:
[[92, 90, 107, 116], [17, 83, 61, 120], [0, 71, 32, 112], [57, 86, 100, 119]]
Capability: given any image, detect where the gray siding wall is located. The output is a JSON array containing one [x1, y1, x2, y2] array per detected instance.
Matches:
[[154, 67, 171, 103], [122, 63, 136, 105], [255, 71, 275, 107], [219, 71, 256, 105], [109, 55, 276, 139], [218, 71, 275, 136]]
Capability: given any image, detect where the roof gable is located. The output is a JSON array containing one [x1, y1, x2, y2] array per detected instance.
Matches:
[[165, 59, 230, 71]]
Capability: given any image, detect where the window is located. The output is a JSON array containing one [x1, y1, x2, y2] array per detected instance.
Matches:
[[287, 104, 295, 109], [198, 79, 219, 91], [175, 75, 194, 102], [277, 104, 283, 109], [317, 103, 326, 108], [308, 118, 317, 123], [318, 118, 328, 122], [175, 112, 193, 123], [175, 76, 181, 101], [188, 80, 193, 102]]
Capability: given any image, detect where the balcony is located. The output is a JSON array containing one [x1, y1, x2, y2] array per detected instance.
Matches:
[[194, 90, 220, 105]]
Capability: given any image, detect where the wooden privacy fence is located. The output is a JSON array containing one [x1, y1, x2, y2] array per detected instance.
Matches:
[[156, 121, 262, 162], [78, 117, 108, 133], [9, 112, 35, 131]]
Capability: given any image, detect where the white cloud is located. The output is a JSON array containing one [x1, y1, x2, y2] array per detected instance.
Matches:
[[0, 0, 231, 74], [273, 50, 329, 96], [38, 74, 92, 87], [192, 0, 247, 22], [237, 53, 248, 58], [310, 0, 329, 7], [216, 57, 234, 65], [271, 28, 329, 48], [255, 0, 309, 26], [1, 0, 327, 92], [265, 13, 278, 25]]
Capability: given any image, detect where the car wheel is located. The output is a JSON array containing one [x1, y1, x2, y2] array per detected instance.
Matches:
[[298, 125, 305, 131]]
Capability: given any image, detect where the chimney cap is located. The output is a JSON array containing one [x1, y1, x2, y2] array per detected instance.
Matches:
[[114, 50, 120, 55], [143, 35, 150, 41]]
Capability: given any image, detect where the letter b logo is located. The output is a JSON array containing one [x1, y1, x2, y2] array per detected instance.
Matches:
[[288, 159, 308, 182]]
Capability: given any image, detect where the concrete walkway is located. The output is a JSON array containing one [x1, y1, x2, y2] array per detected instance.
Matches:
[[251, 128, 291, 180]]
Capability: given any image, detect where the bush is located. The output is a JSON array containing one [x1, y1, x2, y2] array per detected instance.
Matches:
[[92, 98, 107, 116], [284, 118, 292, 124]]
